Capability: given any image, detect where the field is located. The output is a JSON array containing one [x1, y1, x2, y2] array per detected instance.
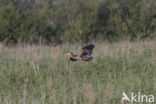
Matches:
[[0, 41, 156, 104]]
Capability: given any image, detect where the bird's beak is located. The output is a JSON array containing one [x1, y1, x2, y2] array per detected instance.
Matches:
[[65, 52, 71, 56]]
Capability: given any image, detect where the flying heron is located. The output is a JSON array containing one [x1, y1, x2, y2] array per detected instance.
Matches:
[[65, 44, 95, 61]]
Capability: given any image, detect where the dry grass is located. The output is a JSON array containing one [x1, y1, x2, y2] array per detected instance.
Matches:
[[0, 40, 156, 104]]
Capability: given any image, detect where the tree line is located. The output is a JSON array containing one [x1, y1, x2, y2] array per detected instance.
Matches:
[[0, 0, 155, 45]]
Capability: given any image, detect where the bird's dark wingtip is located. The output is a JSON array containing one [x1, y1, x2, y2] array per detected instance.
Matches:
[[82, 44, 95, 50], [89, 44, 95, 49], [82, 44, 95, 49]]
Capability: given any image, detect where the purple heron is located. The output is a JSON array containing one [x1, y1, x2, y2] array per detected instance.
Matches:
[[66, 44, 95, 61]]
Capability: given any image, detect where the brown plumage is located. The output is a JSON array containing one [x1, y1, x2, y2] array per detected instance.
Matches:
[[65, 44, 95, 61]]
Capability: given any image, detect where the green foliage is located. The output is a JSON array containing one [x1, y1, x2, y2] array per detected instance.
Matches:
[[0, 4, 21, 44], [0, 0, 155, 44]]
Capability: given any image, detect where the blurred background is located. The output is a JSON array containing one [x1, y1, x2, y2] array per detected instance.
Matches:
[[0, 0, 155, 45], [0, 1, 156, 103]]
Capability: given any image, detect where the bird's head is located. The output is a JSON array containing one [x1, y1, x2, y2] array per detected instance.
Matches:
[[65, 52, 74, 56]]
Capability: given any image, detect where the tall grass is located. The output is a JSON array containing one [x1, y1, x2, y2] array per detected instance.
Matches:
[[0, 41, 156, 104]]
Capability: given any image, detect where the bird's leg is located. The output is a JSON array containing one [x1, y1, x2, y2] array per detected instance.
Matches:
[[89, 61, 100, 70], [88, 61, 99, 79]]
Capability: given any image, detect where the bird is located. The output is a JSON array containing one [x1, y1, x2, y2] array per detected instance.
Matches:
[[65, 44, 95, 61]]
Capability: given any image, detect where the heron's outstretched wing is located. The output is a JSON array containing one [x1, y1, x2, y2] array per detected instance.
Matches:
[[81, 44, 95, 56], [81, 56, 93, 61]]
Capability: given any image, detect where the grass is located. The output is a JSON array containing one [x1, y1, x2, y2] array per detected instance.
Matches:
[[0, 41, 156, 104]]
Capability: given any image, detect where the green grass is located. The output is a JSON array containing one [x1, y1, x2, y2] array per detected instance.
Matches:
[[0, 41, 156, 104]]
